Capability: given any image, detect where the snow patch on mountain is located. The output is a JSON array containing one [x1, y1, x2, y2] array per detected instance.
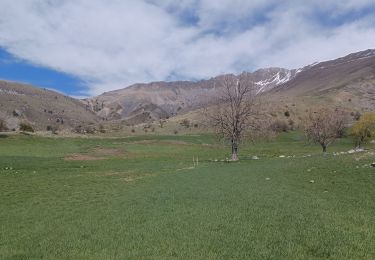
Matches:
[[255, 69, 294, 94]]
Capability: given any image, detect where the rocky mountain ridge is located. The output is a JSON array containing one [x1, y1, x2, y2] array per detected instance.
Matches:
[[1, 49, 374, 131], [86, 67, 297, 123]]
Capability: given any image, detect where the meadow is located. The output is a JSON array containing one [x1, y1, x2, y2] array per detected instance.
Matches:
[[0, 132, 374, 259]]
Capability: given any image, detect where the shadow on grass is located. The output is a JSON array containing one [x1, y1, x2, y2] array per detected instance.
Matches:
[[0, 134, 8, 138]]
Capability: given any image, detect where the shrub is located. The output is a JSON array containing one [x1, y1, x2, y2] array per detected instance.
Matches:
[[84, 126, 96, 134], [180, 119, 190, 128], [173, 130, 178, 135], [350, 112, 375, 148], [270, 120, 289, 133], [12, 110, 20, 117], [159, 119, 166, 128], [288, 119, 295, 130], [98, 124, 106, 133], [0, 119, 8, 131], [73, 125, 96, 134], [284, 111, 290, 117], [131, 128, 135, 133], [19, 122, 34, 132], [46, 125, 58, 134], [353, 111, 361, 121]]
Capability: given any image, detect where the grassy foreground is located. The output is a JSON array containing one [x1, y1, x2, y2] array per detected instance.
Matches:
[[0, 132, 374, 259]]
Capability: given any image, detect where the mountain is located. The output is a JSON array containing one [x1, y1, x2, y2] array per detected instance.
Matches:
[[86, 67, 295, 123], [269, 49, 375, 111], [1, 49, 374, 131], [87, 49, 375, 123], [0, 80, 99, 131]]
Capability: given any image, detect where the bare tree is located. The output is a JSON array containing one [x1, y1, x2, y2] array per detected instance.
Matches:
[[304, 107, 347, 152], [205, 74, 260, 161]]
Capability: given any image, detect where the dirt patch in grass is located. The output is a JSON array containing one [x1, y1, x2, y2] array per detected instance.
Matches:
[[102, 170, 136, 177], [132, 140, 190, 145], [92, 147, 126, 156], [131, 140, 158, 144], [64, 147, 126, 161], [159, 140, 190, 145], [122, 173, 157, 182], [64, 154, 105, 161]]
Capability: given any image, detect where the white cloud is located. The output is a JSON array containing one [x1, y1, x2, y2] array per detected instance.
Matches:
[[0, 0, 374, 96]]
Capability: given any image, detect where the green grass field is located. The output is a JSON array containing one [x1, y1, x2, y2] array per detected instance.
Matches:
[[0, 132, 374, 259]]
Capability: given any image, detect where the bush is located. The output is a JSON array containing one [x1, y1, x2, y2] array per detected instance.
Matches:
[[270, 120, 289, 133], [47, 125, 58, 134], [288, 119, 295, 130], [173, 130, 178, 135], [12, 110, 20, 117], [85, 126, 96, 134], [73, 125, 96, 134], [0, 119, 8, 131], [350, 112, 375, 148], [353, 111, 361, 121], [284, 111, 290, 117], [98, 124, 106, 133], [159, 119, 166, 128], [19, 122, 34, 132], [131, 128, 135, 133], [180, 119, 190, 128]]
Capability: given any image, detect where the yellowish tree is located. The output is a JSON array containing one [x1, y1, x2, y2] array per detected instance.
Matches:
[[350, 112, 375, 148]]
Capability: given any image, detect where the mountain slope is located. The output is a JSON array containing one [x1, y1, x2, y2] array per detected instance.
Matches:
[[86, 67, 295, 122], [271, 49, 375, 110], [0, 80, 99, 131], [1, 49, 374, 130]]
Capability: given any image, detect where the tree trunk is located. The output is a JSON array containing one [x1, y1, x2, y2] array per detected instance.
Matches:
[[231, 139, 239, 161], [357, 136, 365, 149], [322, 144, 327, 153]]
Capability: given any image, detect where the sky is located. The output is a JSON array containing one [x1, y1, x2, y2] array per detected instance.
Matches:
[[0, 0, 374, 97]]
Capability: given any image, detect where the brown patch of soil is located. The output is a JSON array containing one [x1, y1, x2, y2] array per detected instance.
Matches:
[[122, 173, 157, 182], [131, 140, 157, 144], [159, 140, 190, 145], [64, 154, 105, 161], [92, 147, 126, 156], [64, 147, 126, 161], [132, 140, 190, 145]]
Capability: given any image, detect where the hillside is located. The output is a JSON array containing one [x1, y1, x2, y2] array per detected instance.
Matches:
[[0, 80, 99, 131], [272, 49, 375, 108], [0, 49, 374, 131], [87, 49, 375, 123], [86, 68, 295, 123], [260, 49, 375, 119]]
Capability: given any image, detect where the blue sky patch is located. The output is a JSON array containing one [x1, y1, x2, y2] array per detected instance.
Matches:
[[0, 48, 88, 97]]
